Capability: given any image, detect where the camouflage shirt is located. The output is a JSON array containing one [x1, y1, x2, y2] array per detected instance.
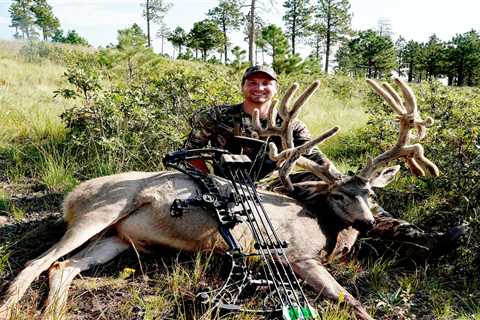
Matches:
[[184, 103, 324, 180]]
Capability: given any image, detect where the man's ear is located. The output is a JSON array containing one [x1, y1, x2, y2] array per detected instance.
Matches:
[[370, 165, 401, 188]]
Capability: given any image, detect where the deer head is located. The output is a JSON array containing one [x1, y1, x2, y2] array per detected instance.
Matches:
[[252, 78, 438, 232]]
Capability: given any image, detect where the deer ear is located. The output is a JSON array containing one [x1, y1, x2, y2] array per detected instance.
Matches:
[[370, 165, 400, 188], [292, 181, 330, 193]]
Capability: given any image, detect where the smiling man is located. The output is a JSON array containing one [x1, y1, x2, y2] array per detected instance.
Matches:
[[184, 65, 325, 179]]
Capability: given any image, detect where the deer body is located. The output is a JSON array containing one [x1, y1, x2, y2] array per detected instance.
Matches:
[[0, 170, 369, 320]]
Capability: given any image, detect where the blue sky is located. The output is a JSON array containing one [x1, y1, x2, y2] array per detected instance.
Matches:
[[1, 0, 479, 56]]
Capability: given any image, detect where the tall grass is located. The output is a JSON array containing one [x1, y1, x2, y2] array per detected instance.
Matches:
[[0, 41, 72, 149]]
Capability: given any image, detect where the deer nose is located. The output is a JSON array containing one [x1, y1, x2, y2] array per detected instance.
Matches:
[[352, 218, 375, 233]]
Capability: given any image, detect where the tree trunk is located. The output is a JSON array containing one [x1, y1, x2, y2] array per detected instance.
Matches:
[[223, 22, 228, 63], [447, 74, 453, 86], [248, 0, 256, 66], [457, 60, 465, 86], [324, 6, 331, 73], [407, 60, 413, 82], [291, 6, 296, 55], [146, 0, 151, 48]]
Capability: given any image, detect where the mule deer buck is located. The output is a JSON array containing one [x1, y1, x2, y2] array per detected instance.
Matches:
[[0, 78, 438, 320]]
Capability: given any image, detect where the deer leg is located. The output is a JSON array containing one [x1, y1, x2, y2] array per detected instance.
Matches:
[[0, 208, 128, 319], [292, 258, 374, 320], [43, 236, 129, 319]]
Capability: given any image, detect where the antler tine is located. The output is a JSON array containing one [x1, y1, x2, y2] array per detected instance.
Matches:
[[366, 79, 406, 115], [279, 83, 299, 119], [267, 99, 278, 128], [252, 81, 321, 150], [269, 126, 341, 191], [382, 83, 402, 107], [394, 78, 417, 113], [289, 80, 321, 120], [359, 78, 439, 180]]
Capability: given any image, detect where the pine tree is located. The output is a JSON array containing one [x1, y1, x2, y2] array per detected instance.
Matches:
[[141, 0, 172, 48], [188, 20, 225, 61], [314, 0, 352, 73], [401, 40, 422, 82], [167, 26, 187, 57], [282, 0, 312, 54], [261, 24, 290, 72], [9, 0, 36, 39], [336, 29, 396, 78], [31, 0, 60, 41], [231, 45, 247, 70], [207, 0, 242, 63], [156, 22, 170, 55]]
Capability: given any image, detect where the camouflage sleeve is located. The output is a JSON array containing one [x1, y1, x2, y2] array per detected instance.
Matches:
[[183, 107, 218, 149], [292, 120, 328, 165]]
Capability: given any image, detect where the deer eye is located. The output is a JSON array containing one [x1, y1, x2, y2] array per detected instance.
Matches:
[[331, 194, 344, 201]]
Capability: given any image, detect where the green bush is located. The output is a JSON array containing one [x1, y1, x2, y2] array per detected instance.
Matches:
[[59, 53, 241, 176]]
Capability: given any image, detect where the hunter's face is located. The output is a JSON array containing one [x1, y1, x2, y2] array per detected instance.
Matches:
[[242, 74, 277, 104]]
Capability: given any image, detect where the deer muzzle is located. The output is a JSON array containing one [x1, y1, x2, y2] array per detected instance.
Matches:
[[352, 218, 375, 233]]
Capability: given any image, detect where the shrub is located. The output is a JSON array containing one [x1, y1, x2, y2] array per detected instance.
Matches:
[[59, 55, 241, 175]]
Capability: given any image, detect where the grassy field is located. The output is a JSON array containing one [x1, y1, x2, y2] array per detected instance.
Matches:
[[0, 40, 478, 320]]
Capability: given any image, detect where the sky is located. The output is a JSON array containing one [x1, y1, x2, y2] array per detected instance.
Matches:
[[1, 0, 479, 57]]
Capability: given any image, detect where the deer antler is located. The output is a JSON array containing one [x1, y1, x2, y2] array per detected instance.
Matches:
[[358, 78, 439, 180], [252, 81, 343, 191]]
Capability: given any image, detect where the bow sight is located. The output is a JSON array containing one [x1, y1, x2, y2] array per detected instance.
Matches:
[[163, 149, 319, 320]]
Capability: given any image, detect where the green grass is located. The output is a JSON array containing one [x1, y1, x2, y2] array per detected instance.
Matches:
[[0, 188, 9, 213], [0, 41, 72, 149], [37, 148, 79, 193]]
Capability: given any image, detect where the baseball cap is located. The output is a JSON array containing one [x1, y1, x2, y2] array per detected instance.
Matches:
[[241, 65, 277, 85]]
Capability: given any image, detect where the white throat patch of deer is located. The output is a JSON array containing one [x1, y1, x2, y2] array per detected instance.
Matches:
[[0, 78, 438, 320]]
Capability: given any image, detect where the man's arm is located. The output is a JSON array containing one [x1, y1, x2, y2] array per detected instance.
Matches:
[[184, 107, 217, 172]]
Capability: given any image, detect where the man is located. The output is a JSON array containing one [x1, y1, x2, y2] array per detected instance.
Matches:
[[183, 65, 463, 258]]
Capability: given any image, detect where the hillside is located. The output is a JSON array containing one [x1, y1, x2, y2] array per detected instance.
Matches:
[[0, 40, 479, 320]]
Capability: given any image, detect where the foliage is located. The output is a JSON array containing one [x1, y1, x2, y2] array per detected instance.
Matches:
[[58, 52, 240, 175], [282, 0, 313, 54], [8, 0, 36, 39], [207, 0, 243, 63], [395, 30, 480, 86], [9, 0, 60, 41], [447, 30, 480, 86], [52, 29, 90, 46], [30, 0, 60, 41], [261, 24, 290, 73], [230, 45, 247, 71], [336, 29, 397, 78], [313, 0, 352, 73], [167, 26, 188, 57], [187, 19, 225, 61]]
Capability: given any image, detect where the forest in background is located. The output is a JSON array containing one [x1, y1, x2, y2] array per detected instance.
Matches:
[[7, 0, 480, 86]]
